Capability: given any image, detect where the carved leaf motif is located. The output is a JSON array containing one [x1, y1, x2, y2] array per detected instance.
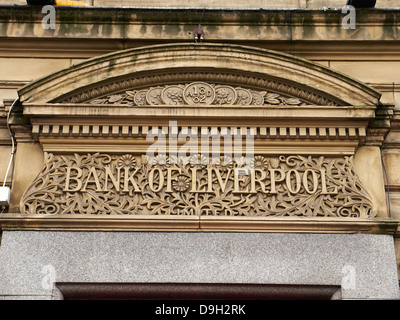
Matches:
[[285, 98, 302, 105], [126, 91, 136, 97], [108, 95, 125, 103], [265, 93, 281, 105]]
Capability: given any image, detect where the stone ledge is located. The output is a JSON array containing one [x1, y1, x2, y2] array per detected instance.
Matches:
[[0, 7, 399, 42], [0, 214, 398, 234]]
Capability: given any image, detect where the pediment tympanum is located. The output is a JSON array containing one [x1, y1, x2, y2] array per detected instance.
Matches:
[[86, 81, 308, 107], [2, 43, 396, 234]]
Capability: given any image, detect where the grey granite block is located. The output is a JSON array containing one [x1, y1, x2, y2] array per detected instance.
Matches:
[[0, 231, 398, 299]]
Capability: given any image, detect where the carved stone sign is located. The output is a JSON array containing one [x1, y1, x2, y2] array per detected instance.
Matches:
[[20, 153, 376, 218]]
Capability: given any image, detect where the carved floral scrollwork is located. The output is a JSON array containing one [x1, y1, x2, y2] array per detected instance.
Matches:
[[88, 82, 306, 106], [20, 153, 376, 218]]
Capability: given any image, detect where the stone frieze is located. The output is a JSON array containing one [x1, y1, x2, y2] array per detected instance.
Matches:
[[20, 153, 376, 218], [88, 82, 306, 106]]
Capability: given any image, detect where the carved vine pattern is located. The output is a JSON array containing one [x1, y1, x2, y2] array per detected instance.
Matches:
[[20, 153, 376, 218]]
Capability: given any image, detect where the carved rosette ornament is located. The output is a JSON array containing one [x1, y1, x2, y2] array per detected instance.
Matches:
[[88, 82, 306, 106], [20, 153, 376, 218]]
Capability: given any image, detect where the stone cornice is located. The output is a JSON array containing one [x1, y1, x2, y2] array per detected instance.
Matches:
[[22, 103, 377, 118], [18, 103, 371, 153], [1, 6, 400, 25], [0, 7, 399, 42], [2, 39, 400, 61], [0, 214, 397, 234]]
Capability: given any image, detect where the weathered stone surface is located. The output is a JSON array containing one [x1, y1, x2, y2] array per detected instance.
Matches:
[[0, 58, 71, 82], [354, 146, 388, 218], [0, 7, 399, 42], [8, 143, 44, 211], [0, 0, 399, 8]]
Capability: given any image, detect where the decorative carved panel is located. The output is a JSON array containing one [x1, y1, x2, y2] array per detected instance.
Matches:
[[58, 72, 342, 106], [87, 82, 306, 106], [20, 153, 376, 218]]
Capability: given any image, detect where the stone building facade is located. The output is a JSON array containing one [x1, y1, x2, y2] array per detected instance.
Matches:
[[0, 0, 399, 300]]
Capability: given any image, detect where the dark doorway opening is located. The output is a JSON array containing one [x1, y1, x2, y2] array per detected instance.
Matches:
[[56, 282, 341, 300]]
